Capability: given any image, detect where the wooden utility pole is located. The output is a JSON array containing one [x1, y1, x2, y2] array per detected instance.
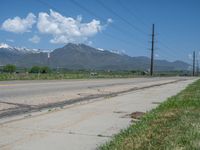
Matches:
[[193, 51, 195, 76], [150, 24, 155, 76], [196, 59, 199, 76], [47, 52, 50, 67]]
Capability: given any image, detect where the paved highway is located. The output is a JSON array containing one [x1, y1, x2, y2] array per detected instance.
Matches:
[[0, 77, 179, 99], [0, 77, 197, 150], [0, 77, 194, 118]]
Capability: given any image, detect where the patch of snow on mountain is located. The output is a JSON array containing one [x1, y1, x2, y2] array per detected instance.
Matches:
[[110, 49, 126, 56], [0, 43, 48, 54], [0, 43, 12, 49], [97, 48, 104, 51]]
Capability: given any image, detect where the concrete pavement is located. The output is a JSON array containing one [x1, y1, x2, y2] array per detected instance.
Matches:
[[0, 78, 196, 150], [0, 77, 192, 118]]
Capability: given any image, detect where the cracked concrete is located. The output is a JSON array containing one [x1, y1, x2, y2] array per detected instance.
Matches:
[[0, 77, 190, 119], [0, 77, 197, 150]]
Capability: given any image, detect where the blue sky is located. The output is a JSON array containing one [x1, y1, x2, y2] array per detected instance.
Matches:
[[0, 0, 200, 64]]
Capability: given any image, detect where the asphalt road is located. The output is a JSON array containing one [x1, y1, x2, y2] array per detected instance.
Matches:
[[0, 77, 197, 150], [0, 77, 180, 99], [0, 77, 194, 119]]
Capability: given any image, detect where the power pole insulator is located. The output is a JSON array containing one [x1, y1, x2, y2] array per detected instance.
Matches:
[[150, 24, 155, 76]]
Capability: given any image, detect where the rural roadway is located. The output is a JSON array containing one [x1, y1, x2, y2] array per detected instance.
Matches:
[[0, 77, 197, 150]]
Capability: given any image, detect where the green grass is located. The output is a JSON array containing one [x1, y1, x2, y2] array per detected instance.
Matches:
[[99, 79, 200, 150], [0, 72, 146, 81]]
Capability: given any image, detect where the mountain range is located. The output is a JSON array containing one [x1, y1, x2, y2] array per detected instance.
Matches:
[[0, 43, 190, 71]]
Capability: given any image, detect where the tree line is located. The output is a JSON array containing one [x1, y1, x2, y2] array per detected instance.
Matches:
[[1, 64, 51, 74]]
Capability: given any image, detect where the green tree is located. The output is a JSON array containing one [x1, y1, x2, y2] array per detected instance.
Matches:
[[40, 66, 50, 74], [3, 64, 16, 73], [29, 66, 41, 73], [29, 66, 51, 74]]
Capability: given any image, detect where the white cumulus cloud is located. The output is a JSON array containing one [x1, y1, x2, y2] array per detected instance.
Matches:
[[37, 10, 103, 44], [29, 35, 40, 43], [1, 13, 36, 33]]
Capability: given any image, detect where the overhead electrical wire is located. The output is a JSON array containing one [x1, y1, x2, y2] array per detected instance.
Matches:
[[115, 0, 190, 62], [118, 0, 150, 29], [70, 0, 147, 47], [96, 0, 148, 36], [36, 0, 147, 49], [36, 0, 188, 63]]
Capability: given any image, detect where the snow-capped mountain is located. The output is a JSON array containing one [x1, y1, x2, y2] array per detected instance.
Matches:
[[97, 48, 126, 56], [0, 43, 12, 49], [0, 43, 190, 71], [110, 49, 126, 56], [0, 43, 40, 54], [0, 43, 48, 66]]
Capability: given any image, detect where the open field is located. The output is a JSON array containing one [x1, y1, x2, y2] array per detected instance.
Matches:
[[100, 79, 200, 150], [0, 70, 189, 81], [0, 72, 142, 81], [0, 77, 197, 150]]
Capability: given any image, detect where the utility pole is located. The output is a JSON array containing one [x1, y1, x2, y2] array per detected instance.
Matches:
[[193, 51, 195, 76], [47, 52, 50, 67], [196, 59, 199, 76], [150, 24, 155, 76]]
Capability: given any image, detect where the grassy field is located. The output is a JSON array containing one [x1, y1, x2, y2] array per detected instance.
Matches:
[[0, 66, 191, 81], [0, 71, 146, 81], [0, 71, 190, 81], [99, 79, 200, 150]]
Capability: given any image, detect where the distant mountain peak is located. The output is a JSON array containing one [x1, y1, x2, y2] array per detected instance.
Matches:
[[61, 43, 98, 53], [64, 43, 82, 47], [0, 43, 190, 71], [0, 43, 12, 49], [0, 43, 46, 54], [63, 43, 126, 55]]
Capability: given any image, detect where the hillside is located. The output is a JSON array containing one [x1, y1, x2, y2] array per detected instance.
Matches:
[[0, 43, 190, 71]]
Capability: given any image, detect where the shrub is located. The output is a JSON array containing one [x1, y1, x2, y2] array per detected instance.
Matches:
[[29, 66, 51, 74], [40, 66, 50, 73], [29, 66, 41, 73], [3, 64, 16, 73]]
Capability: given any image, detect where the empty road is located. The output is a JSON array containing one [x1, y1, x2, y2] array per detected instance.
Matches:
[[0, 77, 197, 150], [0, 77, 195, 119]]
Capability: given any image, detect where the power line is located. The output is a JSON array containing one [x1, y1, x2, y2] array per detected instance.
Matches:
[[70, 0, 147, 47], [100, 31, 141, 47], [159, 40, 189, 54], [97, 0, 185, 63], [118, 0, 149, 28], [158, 40, 192, 63], [118, 0, 191, 64], [158, 42, 182, 59], [36, 0, 146, 49], [37, 0, 70, 15], [96, 0, 148, 36], [36, 0, 188, 68]]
